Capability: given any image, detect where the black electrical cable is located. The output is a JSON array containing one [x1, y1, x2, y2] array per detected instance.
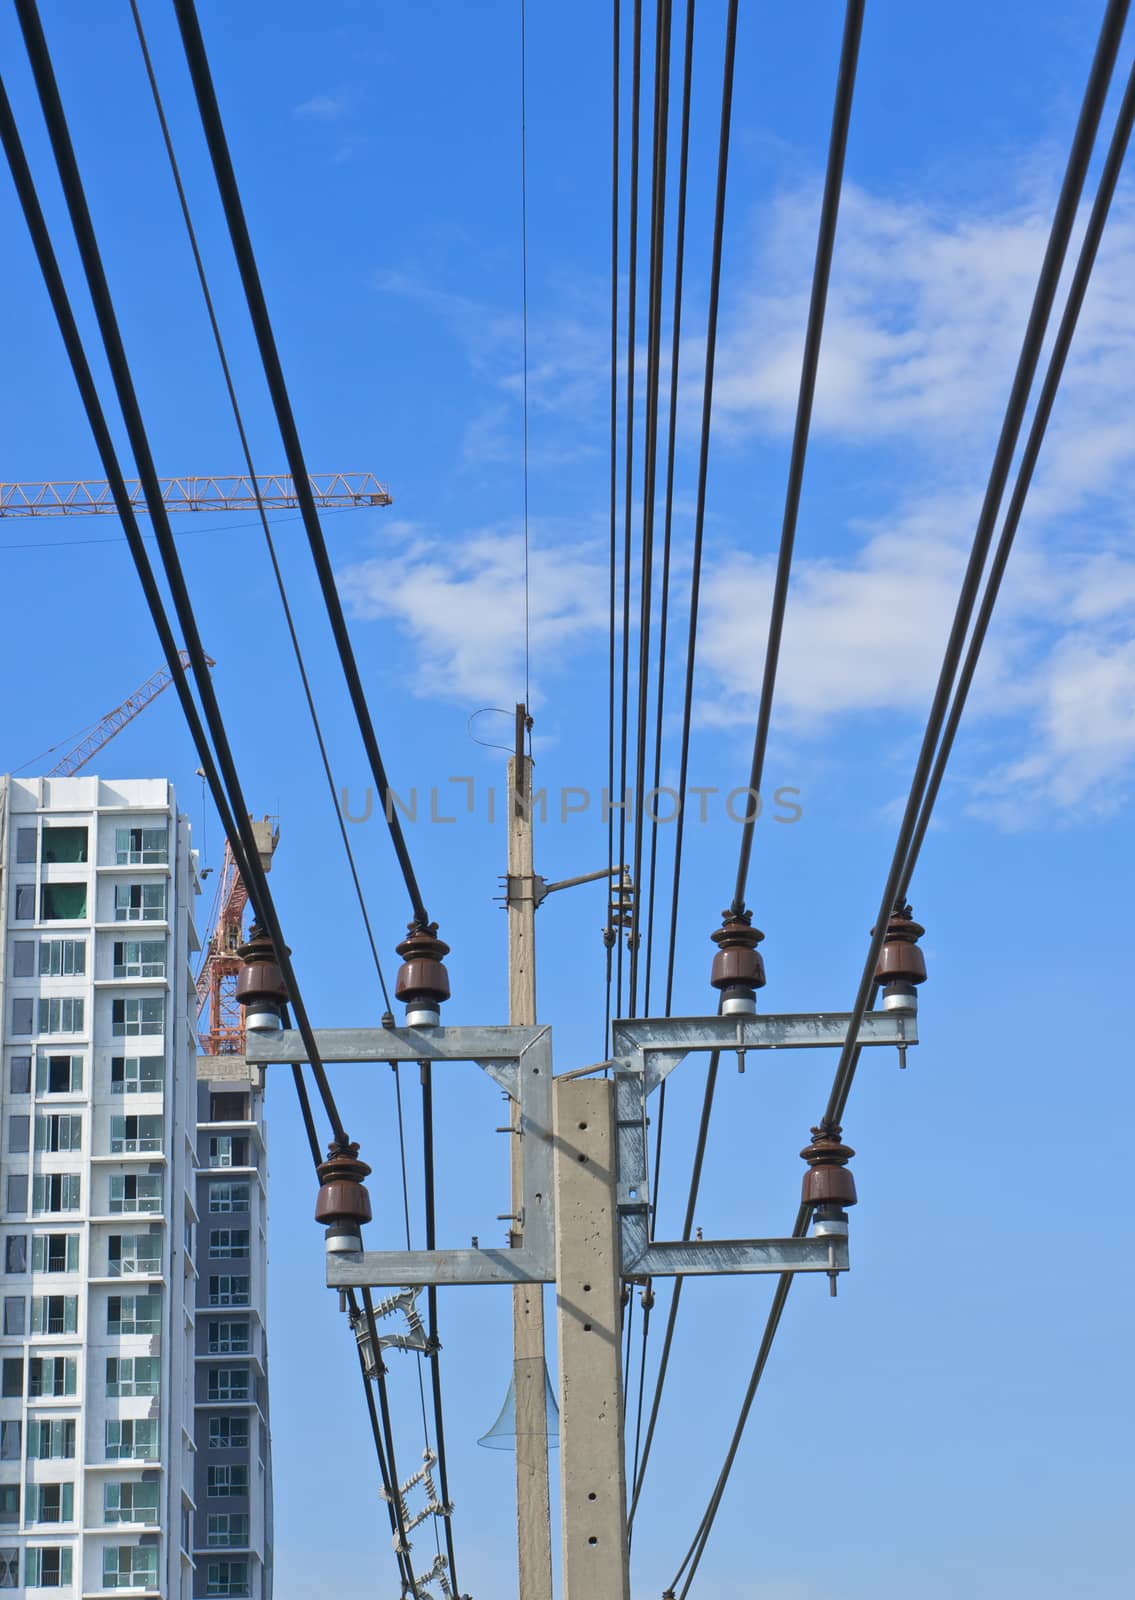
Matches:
[[730, 0, 865, 919], [172, 0, 431, 931], [126, 0, 396, 1014], [350, 1315, 418, 1595], [606, 0, 621, 1054], [419, 1062, 460, 1596], [361, 1286, 424, 1600], [627, 1049, 718, 1527], [667, 13, 1130, 1585], [899, 50, 1135, 905], [628, 0, 673, 1017], [11, 0, 349, 1152], [822, 0, 1128, 1131], [642, 0, 695, 1025], [661, 0, 739, 1024], [616, 0, 644, 1021]]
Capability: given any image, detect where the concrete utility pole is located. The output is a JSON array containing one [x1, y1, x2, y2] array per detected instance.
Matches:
[[506, 709, 554, 1600]]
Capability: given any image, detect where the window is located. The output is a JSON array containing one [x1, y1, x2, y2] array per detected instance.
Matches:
[[27, 1482, 73, 1524], [4, 1237, 26, 1275], [9, 999, 32, 1036], [8, 1056, 31, 1095], [112, 938, 166, 979], [38, 940, 85, 977], [111, 997, 165, 1037], [28, 1357, 76, 1398], [0, 1360, 21, 1399], [0, 1423, 20, 1461], [30, 1296, 78, 1336], [208, 1276, 250, 1308], [5, 1177, 27, 1216], [36, 1054, 83, 1094], [107, 1293, 160, 1335], [0, 1488, 14, 1526], [27, 1418, 75, 1459], [105, 1418, 159, 1461], [209, 1229, 250, 1260], [115, 825, 168, 865], [25, 1546, 74, 1586], [14, 884, 35, 920], [206, 1465, 249, 1498], [208, 1183, 249, 1214], [207, 1368, 250, 1403], [208, 1136, 249, 1169], [40, 883, 87, 920], [16, 827, 37, 864], [103, 1545, 157, 1588], [34, 1114, 82, 1153], [108, 1234, 161, 1277], [207, 1513, 249, 1547], [0, 1548, 16, 1587], [114, 882, 165, 921], [206, 1560, 249, 1597], [42, 826, 87, 864], [106, 1356, 159, 1398], [208, 1321, 250, 1355], [31, 1235, 79, 1274], [104, 1480, 160, 1525], [11, 941, 34, 977], [210, 1092, 249, 1122], [32, 1174, 81, 1214], [7, 1117, 29, 1154], [111, 1056, 163, 1095], [2, 1298, 24, 1336], [109, 1174, 162, 1215], [109, 1114, 163, 1153], [36, 997, 84, 1036], [208, 1416, 248, 1449]]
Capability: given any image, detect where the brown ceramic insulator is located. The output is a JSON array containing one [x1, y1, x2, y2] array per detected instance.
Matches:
[[800, 1123, 858, 1208], [872, 902, 927, 988], [394, 921, 452, 1008], [314, 1142, 373, 1228], [235, 923, 290, 1010], [709, 909, 767, 992]]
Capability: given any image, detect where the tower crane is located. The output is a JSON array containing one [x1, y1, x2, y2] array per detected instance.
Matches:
[[0, 470, 391, 516], [195, 821, 279, 1056], [45, 651, 216, 776]]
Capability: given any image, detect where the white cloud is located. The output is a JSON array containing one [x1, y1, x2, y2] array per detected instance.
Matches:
[[339, 520, 608, 706], [351, 176, 1135, 823], [293, 93, 350, 121]]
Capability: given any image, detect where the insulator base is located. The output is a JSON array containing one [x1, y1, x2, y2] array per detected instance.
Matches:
[[881, 981, 918, 1012], [325, 1222, 363, 1254], [721, 988, 758, 1017], [244, 1006, 284, 1033], [406, 1002, 441, 1027]]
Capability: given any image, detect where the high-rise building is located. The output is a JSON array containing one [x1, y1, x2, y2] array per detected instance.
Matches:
[[191, 1056, 272, 1600], [0, 775, 272, 1599]]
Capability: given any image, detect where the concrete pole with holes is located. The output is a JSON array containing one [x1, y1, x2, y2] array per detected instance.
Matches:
[[506, 723, 554, 1600], [553, 1073, 631, 1600]]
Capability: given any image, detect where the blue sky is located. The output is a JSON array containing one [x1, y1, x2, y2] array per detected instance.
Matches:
[[2, 1, 1134, 1596]]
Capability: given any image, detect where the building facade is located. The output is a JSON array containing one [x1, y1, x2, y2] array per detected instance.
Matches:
[[0, 775, 272, 1598]]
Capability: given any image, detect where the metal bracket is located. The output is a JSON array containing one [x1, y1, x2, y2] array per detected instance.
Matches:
[[610, 1009, 918, 1282], [244, 1024, 556, 1291]]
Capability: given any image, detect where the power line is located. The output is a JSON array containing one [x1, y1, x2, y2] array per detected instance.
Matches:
[[615, 0, 644, 1021], [605, 0, 621, 1055], [10, 0, 348, 1152], [665, 7, 1131, 1585], [628, 0, 673, 1017], [520, 0, 532, 716], [126, 0, 394, 1015], [172, 0, 432, 931], [729, 0, 865, 919]]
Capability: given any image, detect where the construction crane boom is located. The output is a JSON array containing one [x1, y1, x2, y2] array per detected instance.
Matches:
[[46, 651, 216, 776], [0, 470, 391, 517], [196, 822, 279, 1055]]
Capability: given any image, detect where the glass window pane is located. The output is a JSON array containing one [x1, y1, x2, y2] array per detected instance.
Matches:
[[15, 827, 37, 864], [41, 825, 88, 863], [11, 942, 33, 978], [41, 883, 87, 920]]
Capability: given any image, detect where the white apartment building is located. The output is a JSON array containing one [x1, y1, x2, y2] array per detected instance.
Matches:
[[0, 776, 272, 1599]]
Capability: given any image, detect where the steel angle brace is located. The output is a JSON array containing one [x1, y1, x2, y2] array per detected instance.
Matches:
[[245, 1023, 556, 1288], [610, 1011, 919, 1282]]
